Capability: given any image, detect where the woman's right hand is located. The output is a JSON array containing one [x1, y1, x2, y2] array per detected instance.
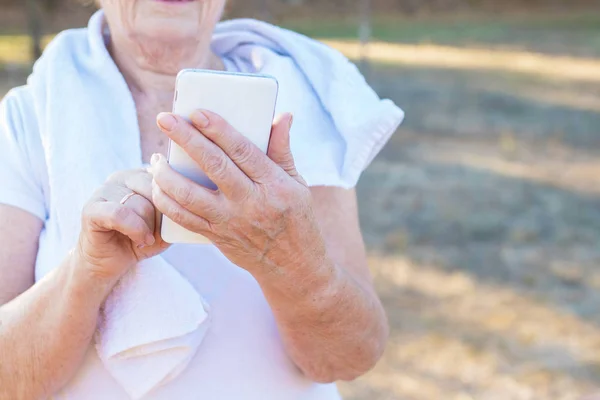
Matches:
[[76, 168, 170, 283]]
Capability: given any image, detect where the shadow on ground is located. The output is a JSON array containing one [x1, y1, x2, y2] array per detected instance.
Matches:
[[3, 42, 600, 400], [337, 62, 600, 399], [368, 63, 600, 151]]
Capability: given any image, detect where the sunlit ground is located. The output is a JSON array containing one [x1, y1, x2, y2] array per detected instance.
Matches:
[[3, 11, 600, 400], [0, 34, 52, 66], [343, 55, 600, 398], [327, 40, 600, 84], [339, 252, 600, 400]]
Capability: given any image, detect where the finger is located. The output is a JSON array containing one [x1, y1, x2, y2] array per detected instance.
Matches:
[[189, 110, 274, 182], [85, 201, 155, 246], [157, 113, 249, 196], [120, 191, 158, 237], [152, 179, 214, 237], [267, 113, 302, 181], [120, 171, 162, 239], [150, 153, 228, 222], [106, 169, 153, 200], [122, 170, 154, 201], [101, 171, 160, 241]]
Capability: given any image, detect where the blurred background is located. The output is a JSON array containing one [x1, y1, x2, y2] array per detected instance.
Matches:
[[2, 1, 600, 399]]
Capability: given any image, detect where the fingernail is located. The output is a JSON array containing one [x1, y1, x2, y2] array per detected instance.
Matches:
[[145, 234, 156, 246], [157, 113, 177, 132], [151, 153, 160, 166], [288, 113, 294, 130], [191, 110, 210, 128], [137, 243, 146, 249]]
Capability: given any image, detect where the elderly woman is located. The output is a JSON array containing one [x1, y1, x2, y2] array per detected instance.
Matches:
[[0, 1, 402, 399]]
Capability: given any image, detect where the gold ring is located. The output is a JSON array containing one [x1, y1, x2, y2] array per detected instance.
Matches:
[[119, 192, 137, 205]]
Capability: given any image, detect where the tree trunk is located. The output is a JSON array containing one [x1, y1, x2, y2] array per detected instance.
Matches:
[[358, 0, 372, 72], [259, 0, 272, 21], [25, 0, 43, 62]]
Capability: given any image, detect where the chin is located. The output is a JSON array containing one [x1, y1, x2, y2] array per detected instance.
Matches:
[[133, 1, 205, 42], [136, 19, 202, 43], [102, 0, 225, 67]]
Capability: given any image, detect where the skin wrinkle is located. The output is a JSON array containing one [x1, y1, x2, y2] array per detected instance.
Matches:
[[0, 2, 388, 397], [260, 212, 319, 279]]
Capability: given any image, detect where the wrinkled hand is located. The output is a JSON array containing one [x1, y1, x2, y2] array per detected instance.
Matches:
[[152, 110, 326, 275], [77, 169, 170, 283]]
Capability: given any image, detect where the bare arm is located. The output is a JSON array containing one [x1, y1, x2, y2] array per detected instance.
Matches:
[[257, 186, 388, 382], [0, 169, 167, 399], [0, 205, 111, 400], [152, 111, 388, 383]]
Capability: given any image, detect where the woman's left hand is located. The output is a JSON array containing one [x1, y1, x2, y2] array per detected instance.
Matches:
[[152, 110, 327, 276], [154, 110, 388, 383]]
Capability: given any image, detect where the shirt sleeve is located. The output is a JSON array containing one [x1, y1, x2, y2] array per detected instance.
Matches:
[[0, 89, 47, 221]]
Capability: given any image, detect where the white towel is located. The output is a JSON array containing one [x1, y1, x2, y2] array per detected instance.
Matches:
[[95, 257, 209, 399], [23, 9, 403, 400], [28, 11, 211, 400], [212, 19, 404, 186]]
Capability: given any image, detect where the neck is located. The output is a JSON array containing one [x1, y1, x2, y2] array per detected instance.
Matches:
[[108, 34, 223, 103]]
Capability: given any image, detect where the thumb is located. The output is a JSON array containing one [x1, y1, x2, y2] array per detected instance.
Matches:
[[267, 113, 303, 182]]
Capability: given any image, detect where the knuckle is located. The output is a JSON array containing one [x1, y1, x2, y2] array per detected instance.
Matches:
[[202, 153, 228, 178], [212, 213, 226, 225], [111, 205, 132, 223], [208, 205, 227, 224], [168, 205, 185, 224], [280, 156, 296, 172], [230, 140, 254, 163], [174, 185, 196, 208]]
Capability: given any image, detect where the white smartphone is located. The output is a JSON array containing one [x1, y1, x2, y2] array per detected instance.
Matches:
[[161, 69, 279, 244]]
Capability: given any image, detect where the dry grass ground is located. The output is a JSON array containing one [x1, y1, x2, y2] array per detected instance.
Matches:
[[3, 11, 600, 400]]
